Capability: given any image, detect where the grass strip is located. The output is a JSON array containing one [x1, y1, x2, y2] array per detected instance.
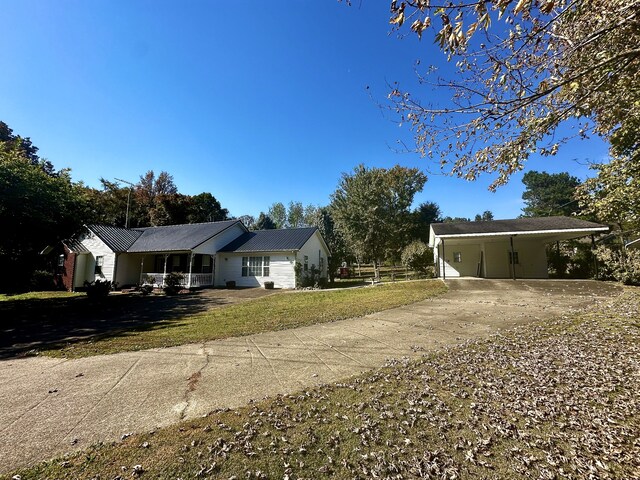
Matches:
[[0, 291, 82, 302], [43, 280, 447, 358]]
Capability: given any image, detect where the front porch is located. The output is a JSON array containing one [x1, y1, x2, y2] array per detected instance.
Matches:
[[138, 252, 215, 289], [141, 272, 213, 288]]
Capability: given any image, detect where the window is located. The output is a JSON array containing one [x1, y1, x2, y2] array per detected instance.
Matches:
[[242, 256, 270, 277], [201, 255, 212, 273], [508, 251, 520, 265], [57, 254, 65, 267], [95, 255, 104, 274], [453, 252, 462, 263], [172, 255, 181, 268], [319, 256, 324, 272], [304, 255, 309, 272]]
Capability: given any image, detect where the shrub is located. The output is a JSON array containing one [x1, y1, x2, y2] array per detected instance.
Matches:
[[163, 272, 185, 295], [401, 241, 433, 275], [30, 270, 55, 291], [84, 279, 113, 299], [595, 245, 640, 285], [298, 265, 326, 289], [264, 281, 275, 289]]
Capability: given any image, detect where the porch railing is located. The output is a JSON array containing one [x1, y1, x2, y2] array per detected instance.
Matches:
[[141, 273, 213, 288]]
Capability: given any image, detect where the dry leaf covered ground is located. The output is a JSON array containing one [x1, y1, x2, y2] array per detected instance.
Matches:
[[6, 287, 639, 480]]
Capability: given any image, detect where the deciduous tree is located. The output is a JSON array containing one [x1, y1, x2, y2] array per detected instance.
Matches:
[[384, 0, 639, 189], [306, 206, 350, 283], [267, 202, 287, 229], [0, 140, 88, 289], [188, 192, 229, 223], [330, 164, 426, 279], [576, 156, 640, 234]]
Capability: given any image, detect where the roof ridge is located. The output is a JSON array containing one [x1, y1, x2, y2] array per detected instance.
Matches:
[[134, 219, 237, 230]]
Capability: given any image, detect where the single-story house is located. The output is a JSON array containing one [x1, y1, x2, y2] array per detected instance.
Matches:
[[50, 220, 330, 290], [428, 216, 609, 279]]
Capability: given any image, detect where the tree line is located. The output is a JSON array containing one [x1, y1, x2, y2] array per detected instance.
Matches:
[[3, 117, 638, 290]]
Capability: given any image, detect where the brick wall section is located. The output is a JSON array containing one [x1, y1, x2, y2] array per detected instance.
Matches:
[[53, 245, 76, 291]]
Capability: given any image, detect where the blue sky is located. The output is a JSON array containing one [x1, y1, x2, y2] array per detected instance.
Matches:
[[1, 1, 609, 220]]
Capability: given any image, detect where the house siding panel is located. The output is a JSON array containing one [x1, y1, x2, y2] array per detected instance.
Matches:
[[216, 253, 295, 288], [73, 254, 88, 290], [440, 244, 482, 277], [295, 232, 329, 279], [483, 239, 548, 279], [79, 233, 116, 283], [194, 223, 246, 255], [115, 253, 145, 287]]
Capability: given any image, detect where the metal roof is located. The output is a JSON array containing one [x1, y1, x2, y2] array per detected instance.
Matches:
[[127, 220, 241, 252], [63, 237, 90, 254], [87, 225, 142, 252], [219, 227, 318, 253], [431, 216, 608, 237]]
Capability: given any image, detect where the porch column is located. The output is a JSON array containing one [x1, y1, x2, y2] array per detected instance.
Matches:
[[510, 236, 516, 280], [441, 239, 446, 280], [188, 253, 194, 288], [163, 254, 169, 287], [140, 256, 145, 284], [211, 255, 215, 286]]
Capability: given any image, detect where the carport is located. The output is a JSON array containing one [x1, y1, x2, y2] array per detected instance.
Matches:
[[428, 216, 609, 279]]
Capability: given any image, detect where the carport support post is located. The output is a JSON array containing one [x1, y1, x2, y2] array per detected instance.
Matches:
[[591, 234, 599, 278], [510, 236, 516, 280], [140, 256, 145, 285], [441, 239, 446, 280]]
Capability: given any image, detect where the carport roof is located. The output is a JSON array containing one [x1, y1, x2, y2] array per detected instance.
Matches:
[[430, 216, 608, 244]]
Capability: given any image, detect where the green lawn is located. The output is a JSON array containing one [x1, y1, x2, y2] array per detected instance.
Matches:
[[8, 287, 638, 479], [0, 291, 82, 302], [42, 280, 447, 358]]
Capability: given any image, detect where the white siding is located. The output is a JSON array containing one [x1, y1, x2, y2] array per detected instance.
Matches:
[[194, 223, 246, 255], [216, 253, 296, 288], [295, 232, 330, 279], [115, 254, 145, 287], [79, 233, 116, 283], [434, 237, 549, 279], [73, 254, 88, 289], [484, 239, 548, 279], [439, 243, 482, 277]]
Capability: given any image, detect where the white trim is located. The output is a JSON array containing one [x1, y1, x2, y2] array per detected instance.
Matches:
[[434, 226, 608, 240]]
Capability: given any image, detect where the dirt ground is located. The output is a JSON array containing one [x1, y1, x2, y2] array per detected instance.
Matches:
[[0, 279, 621, 473]]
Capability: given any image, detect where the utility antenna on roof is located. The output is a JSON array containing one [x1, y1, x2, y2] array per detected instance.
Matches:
[[115, 178, 135, 228]]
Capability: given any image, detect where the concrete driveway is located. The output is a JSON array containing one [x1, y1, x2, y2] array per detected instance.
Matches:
[[0, 279, 620, 473]]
